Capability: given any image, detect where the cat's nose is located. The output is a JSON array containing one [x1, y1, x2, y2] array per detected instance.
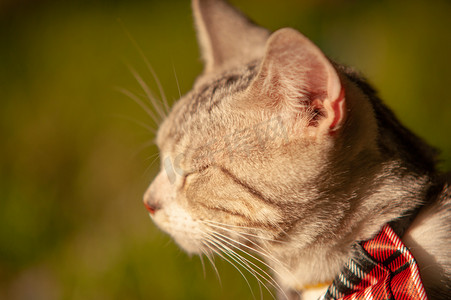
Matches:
[[143, 190, 160, 215], [143, 171, 170, 215], [144, 200, 159, 215]]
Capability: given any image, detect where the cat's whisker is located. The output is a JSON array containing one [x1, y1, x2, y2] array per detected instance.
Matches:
[[144, 150, 160, 161], [201, 220, 280, 243], [206, 238, 258, 300], [225, 233, 297, 289], [201, 219, 261, 231], [128, 66, 166, 121], [198, 254, 206, 279], [203, 221, 299, 290], [209, 230, 289, 298], [108, 114, 159, 177], [116, 87, 160, 125], [131, 141, 158, 162], [201, 220, 286, 244], [200, 242, 222, 287], [273, 223, 289, 239], [209, 233, 276, 284], [205, 236, 266, 300], [121, 23, 170, 115], [202, 219, 282, 237], [203, 222, 276, 259], [145, 151, 161, 168], [202, 220, 285, 265], [143, 60, 169, 116], [142, 152, 161, 179], [207, 233, 283, 300], [172, 63, 182, 100]]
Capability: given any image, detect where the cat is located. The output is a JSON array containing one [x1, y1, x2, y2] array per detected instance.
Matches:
[[143, 0, 451, 299]]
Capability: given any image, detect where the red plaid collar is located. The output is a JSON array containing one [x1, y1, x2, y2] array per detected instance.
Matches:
[[321, 224, 427, 300]]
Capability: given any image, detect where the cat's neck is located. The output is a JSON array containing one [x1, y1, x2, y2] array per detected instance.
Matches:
[[270, 166, 438, 292], [268, 70, 441, 291]]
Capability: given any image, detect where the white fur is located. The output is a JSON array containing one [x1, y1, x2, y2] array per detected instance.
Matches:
[[145, 170, 206, 254]]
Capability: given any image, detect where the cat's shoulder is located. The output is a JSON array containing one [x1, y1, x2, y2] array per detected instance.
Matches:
[[403, 177, 451, 299]]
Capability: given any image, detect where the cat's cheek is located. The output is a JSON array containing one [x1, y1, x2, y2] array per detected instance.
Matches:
[[151, 203, 205, 255]]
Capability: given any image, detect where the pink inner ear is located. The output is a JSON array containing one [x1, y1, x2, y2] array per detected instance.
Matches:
[[329, 88, 346, 131]]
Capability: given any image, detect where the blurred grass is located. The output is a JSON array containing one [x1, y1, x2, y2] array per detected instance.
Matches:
[[0, 0, 450, 299]]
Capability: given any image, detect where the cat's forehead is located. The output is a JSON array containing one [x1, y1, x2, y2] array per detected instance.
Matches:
[[193, 61, 259, 91], [156, 62, 260, 151]]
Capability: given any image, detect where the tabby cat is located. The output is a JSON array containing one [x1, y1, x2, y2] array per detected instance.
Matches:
[[143, 0, 451, 299]]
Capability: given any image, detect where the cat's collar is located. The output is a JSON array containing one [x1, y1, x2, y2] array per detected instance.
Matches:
[[319, 224, 427, 300]]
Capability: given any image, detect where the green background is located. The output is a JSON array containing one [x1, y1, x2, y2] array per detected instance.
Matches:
[[1, 0, 450, 299]]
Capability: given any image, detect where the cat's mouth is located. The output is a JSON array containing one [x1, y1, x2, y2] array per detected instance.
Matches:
[[147, 203, 207, 255]]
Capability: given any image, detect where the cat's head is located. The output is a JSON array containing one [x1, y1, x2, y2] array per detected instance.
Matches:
[[144, 0, 376, 256]]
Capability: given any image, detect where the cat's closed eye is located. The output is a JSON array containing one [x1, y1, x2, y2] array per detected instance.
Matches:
[[180, 166, 210, 188]]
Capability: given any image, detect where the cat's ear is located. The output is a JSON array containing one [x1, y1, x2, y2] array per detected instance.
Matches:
[[248, 28, 346, 135], [192, 0, 270, 72]]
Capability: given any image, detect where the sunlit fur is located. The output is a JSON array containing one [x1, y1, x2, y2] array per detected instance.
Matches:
[[143, 1, 451, 299]]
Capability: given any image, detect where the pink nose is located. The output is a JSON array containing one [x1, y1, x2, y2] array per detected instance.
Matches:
[[144, 202, 158, 215]]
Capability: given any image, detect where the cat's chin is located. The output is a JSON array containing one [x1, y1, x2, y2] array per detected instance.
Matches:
[[154, 218, 205, 255], [173, 238, 204, 255]]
